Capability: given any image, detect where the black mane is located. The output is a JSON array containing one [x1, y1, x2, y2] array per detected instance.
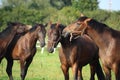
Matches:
[[51, 23, 66, 32], [0, 22, 24, 37], [88, 18, 120, 38], [78, 16, 88, 22], [79, 16, 120, 38], [30, 23, 43, 32], [88, 19, 110, 33]]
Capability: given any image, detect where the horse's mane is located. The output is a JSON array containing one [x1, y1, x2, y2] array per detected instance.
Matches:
[[0, 22, 23, 36], [0, 26, 11, 35], [51, 23, 66, 32], [78, 16, 88, 22], [88, 18, 120, 37], [30, 24, 43, 32], [7, 22, 25, 27], [78, 17, 119, 37], [88, 19, 111, 33], [78, 16, 109, 33]]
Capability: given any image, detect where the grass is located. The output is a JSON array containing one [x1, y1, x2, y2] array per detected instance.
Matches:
[[0, 48, 115, 80]]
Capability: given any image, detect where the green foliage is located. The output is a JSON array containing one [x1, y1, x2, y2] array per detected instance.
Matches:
[[49, 7, 80, 25], [0, 0, 120, 31], [106, 11, 120, 29], [49, 0, 72, 10], [0, 0, 54, 30], [72, 0, 99, 12]]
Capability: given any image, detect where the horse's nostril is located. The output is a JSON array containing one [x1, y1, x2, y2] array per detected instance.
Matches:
[[47, 48, 54, 53]]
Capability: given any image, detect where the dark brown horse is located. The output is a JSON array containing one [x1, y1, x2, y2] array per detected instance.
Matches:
[[62, 16, 120, 80], [0, 22, 29, 63], [5, 23, 47, 80], [47, 23, 105, 80]]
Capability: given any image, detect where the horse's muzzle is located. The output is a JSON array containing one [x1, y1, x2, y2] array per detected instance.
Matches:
[[47, 47, 54, 53], [40, 42, 46, 47]]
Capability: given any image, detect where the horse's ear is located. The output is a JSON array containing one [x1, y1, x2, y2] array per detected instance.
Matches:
[[26, 25, 32, 30], [44, 23, 48, 27], [56, 22, 60, 28], [80, 13, 84, 17], [48, 21, 52, 27], [84, 18, 91, 25]]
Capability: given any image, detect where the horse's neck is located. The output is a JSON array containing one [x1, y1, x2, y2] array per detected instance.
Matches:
[[87, 29, 111, 50], [26, 31, 38, 46], [60, 36, 71, 48], [0, 27, 16, 47]]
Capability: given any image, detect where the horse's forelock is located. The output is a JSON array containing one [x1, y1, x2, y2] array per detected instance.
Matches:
[[33, 24, 44, 30], [78, 16, 88, 22], [50, 24, 57, 29], [50, 23, 65, 31]]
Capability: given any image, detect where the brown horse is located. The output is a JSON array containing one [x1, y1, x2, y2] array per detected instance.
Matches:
[[5, 23, 47, 80], [62, 16, 120, 80], [47, 23, 105, 80], [0, 22, 28, 63]]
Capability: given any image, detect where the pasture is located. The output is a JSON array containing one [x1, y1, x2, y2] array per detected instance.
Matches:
[[0, 48, 115, 80]]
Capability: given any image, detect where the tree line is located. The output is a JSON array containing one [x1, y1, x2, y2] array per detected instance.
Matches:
[[0, 0, 120, 31]]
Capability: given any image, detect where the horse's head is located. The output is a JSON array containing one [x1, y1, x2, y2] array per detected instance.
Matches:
[[62, 16, 91, 38], [34, 23, 47, 47], [7, 22, 30, 34], [47, 22, 65, 53]]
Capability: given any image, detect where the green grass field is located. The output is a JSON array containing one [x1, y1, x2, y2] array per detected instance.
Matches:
[[0, 48, 115, 80]]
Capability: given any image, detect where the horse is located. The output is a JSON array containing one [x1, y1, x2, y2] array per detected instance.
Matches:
[[5, 23, 47, 80], [0, 22, 29, 63], [62, 16, 120, 80], [47, 23, 105, 80]]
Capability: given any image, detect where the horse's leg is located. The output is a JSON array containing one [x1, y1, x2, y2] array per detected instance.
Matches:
[[89, 64, 95, 80], [112, 64, 120, 80], [91, 60, 105, 80], [23, 58, 33, 80], [20, 59, 25, 80], [72, 63, 78, 80], [103, 65, 111, 80], [0, 52, 5, 63], [0, 57, 4, 63], [6, 59, 14, 80], [61, 64, 69, 80], [78, 67, 83, 80], [115, 67, 120, 80]]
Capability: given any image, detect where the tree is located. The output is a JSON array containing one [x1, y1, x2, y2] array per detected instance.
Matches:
[[1, 0, 30, 9], [50, 0, 72, 9], [72, 0, 99, 12], [0, 0, 56, 28]]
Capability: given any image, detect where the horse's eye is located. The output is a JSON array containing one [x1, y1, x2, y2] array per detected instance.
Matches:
[[76, 23, 81, 26]]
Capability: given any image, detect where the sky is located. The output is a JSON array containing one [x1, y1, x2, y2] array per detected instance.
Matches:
[[0, 0, 120, 11], [98, 0, 120, 11]]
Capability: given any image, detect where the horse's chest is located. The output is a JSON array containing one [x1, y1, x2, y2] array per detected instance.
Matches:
[[65, 51, 76, 66], [66, 57, 74, 65], [60, 46, 78, 66]]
